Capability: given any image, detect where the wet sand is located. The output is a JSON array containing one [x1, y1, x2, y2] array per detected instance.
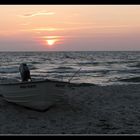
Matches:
[[0, 84, 140, 134]]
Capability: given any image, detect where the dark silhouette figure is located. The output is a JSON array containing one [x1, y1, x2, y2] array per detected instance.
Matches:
[[19, 63, 31, 82]]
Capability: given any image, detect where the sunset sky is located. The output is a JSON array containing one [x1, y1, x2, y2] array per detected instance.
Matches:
[[0, 5, 140, 51]]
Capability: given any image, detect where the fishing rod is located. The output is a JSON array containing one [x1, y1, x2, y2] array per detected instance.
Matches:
[[68, 67, 82, 83]]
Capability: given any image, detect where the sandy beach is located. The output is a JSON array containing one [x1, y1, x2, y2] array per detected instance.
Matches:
[[0, 83, 140, 135]]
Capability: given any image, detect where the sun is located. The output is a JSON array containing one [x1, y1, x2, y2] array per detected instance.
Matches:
[[47, 39, 56, 46], [40, 36, 63, 47]]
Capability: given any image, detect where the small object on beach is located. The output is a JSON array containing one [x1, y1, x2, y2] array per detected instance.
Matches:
[[19, 63, 32, 82]]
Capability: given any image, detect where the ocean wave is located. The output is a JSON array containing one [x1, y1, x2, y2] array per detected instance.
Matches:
[[64, 54, 75, 59], [77, 62, 99, 66], [117, 69, 140, 74], [0, 64, 37, 74], [129, 62, 140, 68], [31, 61, 42, 65], [53, 66, 75, 70], [0, 66, 19, 73], [118, 77, 140, 82], [46, 70, 74, 74], [77, 61, 134, 67], [77, 60, 133, 66], [28, 64, 37, 70], [105, 60, 137, 64], [45, 69, 110, 76], [78, 69, 110, 75]]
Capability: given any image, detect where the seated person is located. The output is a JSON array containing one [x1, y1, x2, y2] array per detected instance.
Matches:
[[19, 63, 32, 82]]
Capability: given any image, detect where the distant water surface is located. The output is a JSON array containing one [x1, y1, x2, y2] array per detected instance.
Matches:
[[0, 51, 140, 85]]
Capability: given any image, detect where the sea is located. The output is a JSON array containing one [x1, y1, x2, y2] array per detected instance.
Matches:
[[0, 51, 140, 86]]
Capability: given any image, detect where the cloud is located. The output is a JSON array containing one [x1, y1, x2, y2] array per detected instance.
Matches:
[[19, 11, 55, 18], [19, 24, 134, 37], [19, 28, 65, 33], [31, 28, 64, 31], [32, 25, 131, 31]]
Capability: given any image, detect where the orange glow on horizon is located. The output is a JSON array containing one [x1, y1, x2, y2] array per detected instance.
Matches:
[[39, 36, 63, 47]]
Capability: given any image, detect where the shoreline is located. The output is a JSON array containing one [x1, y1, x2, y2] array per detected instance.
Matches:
[[0, 83, 140, 134]]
